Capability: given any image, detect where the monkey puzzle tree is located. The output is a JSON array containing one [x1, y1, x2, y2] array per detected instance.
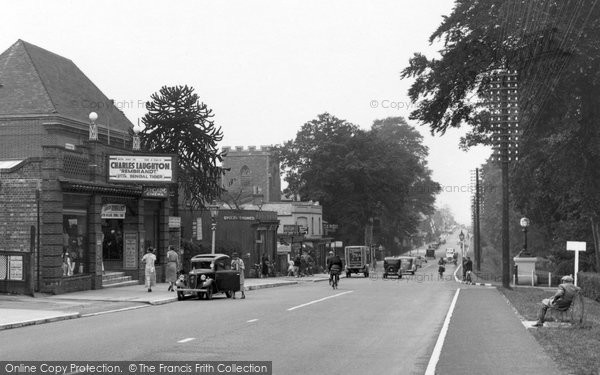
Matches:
[[141, 85, 225, 212]]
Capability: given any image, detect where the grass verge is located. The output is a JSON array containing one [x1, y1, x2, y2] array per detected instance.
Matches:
[[499, 287, 600, 375]]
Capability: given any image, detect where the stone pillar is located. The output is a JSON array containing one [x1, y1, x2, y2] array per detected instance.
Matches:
[[88, 195, 103, 289], [513, 256, 538, 285]]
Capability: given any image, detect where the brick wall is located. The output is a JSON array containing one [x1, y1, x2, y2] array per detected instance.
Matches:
[[0, 159, 42, 292], [221, 146, 281, 203]]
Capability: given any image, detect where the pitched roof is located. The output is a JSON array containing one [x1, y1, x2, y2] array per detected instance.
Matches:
[[0, 40, 133, 132]]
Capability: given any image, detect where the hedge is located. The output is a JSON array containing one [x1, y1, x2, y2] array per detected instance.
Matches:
[[578, 272, 600, 303]]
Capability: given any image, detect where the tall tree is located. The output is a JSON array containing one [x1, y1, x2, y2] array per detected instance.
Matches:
[[141, 85, 225, 211], [402, 0, 600, 270], [277, 113, 439, 251]]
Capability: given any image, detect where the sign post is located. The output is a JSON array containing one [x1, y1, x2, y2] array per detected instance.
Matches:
[[566, 241, 586, 286]]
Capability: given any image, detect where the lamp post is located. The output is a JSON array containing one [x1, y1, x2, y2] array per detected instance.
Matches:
[[89, 112, 98, 141], [208, 204, 219, 254], [132, 123, 141, 151], [520, 217, 530, 254]]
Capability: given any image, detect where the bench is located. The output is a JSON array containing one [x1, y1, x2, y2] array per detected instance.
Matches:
[[546, 290, 585, 325]]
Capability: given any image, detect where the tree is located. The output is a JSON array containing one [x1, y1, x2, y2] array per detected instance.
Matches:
[[277, 113, 439, 251], [401, 0, 600, 270], [141, 85, 225, 211]]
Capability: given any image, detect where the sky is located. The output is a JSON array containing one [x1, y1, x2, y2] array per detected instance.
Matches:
[[2, 0, 491, 225]]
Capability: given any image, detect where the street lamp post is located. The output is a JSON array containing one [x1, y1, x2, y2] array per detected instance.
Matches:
[[89, 112, 98, 141], [520, 217, 530, 254], [208, 204, 219, 254], [132, 123, 141, 151]]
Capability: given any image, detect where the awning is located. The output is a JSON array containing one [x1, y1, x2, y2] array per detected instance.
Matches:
[[0, 160, 24, 170]]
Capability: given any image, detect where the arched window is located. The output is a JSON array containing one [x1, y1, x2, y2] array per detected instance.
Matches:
[[240, 166, 251, 188]]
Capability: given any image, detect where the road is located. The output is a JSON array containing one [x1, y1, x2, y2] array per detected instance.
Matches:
[[0, 260, 464, 375]]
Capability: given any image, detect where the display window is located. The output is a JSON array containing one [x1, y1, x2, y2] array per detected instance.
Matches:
[[62, 210, 88, 276]]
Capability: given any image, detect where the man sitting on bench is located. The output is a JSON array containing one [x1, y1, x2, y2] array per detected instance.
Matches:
[[533, 275, 581, 327]]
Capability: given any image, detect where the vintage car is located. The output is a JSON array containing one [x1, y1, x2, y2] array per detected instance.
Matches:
[[382, 257, 403, 279], [176, 253, 240, 300], [398, 256, 417, 275]]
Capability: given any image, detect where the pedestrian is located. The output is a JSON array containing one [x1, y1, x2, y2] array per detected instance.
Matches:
[[438, 257, 446, 279], [533, 275, 581, 327], [166, 245, 180, 292], [261, 254, 269, 278], [231, 252, 246, 299], [464, 256, 473, 283], [142, 247, 156, 292], [287, 259, 295, 277], [293, 255, 301, 277]]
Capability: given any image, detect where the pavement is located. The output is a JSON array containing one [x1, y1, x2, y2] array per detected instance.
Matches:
[[0, 266, 566, 374], [0, 274, 326, 330]]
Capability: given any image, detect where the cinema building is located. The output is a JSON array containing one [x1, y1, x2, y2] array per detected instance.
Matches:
[[0, 40, 176, 294]]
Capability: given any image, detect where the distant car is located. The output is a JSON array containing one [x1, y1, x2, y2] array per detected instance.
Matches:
[[445, 248, 456, 263], [382, 257, 403, 279], [414, 255, 428, 268], [176, 254, 240, 300], [398, 256, 417, 275]]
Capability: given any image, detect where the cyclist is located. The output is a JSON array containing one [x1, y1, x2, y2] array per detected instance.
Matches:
[[326, 251, 343, 285]]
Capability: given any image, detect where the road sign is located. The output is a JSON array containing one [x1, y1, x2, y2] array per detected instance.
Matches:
[[566, 241, 586, 286]]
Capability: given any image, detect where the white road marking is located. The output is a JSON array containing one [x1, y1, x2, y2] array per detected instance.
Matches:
[[425, 288, 461, 375], [177, 338, 196, 343], [81, 304, 150, 317], [287, 291, 353, 311], [247, 319, 259, 323]]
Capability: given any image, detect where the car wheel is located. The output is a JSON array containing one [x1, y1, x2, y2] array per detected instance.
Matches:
[[206, 288, 213, 300], [364, 272, 369, 278], [177, 291, 184, 301], [225, 291, 232, 298]]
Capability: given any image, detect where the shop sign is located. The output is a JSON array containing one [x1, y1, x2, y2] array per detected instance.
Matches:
[[142, 186, 169, 198], [108, 155, 174, 183], [123, 233, 138, 269], [283, 225, 300, 234], [169, 216, 181, 228], [8, 255, 23, 280], [101, 204, 126, 219], [277, 244, 291, 254], [223, 215, 256, 221], [192, 217, 203, 240]]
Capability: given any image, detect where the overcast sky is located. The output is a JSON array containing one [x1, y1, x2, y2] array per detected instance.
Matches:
[[3, 0, 490, 225]]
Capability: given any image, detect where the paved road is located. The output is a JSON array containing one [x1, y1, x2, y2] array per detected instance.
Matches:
[[0, 266, 459, 374]]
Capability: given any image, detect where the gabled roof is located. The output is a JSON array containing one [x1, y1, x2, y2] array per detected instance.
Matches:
[[0, 40, 133, 132]]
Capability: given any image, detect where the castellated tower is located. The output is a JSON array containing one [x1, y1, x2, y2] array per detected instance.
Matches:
[[221, 145, 281, 204]]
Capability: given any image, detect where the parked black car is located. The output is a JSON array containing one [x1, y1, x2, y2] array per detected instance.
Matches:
[[176, 254, 240, 300], [383, 257, 403, 279]]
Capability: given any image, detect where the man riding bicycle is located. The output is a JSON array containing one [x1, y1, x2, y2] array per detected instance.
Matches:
[[326, 251, 343, 284]]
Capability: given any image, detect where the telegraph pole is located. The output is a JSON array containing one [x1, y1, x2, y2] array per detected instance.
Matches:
[[489, 70, 519, 289]]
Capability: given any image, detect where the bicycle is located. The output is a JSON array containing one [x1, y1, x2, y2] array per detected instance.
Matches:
[[330, 270, 340, 289]]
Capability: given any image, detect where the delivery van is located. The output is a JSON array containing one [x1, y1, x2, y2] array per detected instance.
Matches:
[[344, 245, 370, 278]]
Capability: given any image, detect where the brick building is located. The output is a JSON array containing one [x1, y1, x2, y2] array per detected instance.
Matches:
[[221, 145, 281, 205], [220, 145, 331, 273], [0, 40, 175, 294]]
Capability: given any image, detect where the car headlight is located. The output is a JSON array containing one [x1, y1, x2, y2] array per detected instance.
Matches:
[[200, 274, 207, 281]]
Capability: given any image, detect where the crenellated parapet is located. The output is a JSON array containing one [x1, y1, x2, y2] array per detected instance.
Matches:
[[222, 145, 273, 154]]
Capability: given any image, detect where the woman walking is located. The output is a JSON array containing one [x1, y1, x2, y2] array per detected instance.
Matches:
[[142, 247, 157, 292], [231, 252, 246, 299], [166, 246, 180, 292]]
